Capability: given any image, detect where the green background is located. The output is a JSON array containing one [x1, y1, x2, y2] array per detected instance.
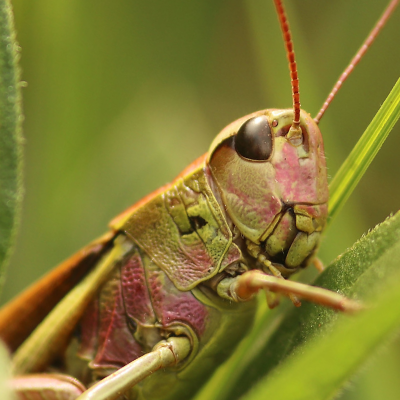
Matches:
[[3, 1, 400, 399]]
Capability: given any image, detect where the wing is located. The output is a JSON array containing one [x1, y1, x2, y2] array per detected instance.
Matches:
[[0, 231, 115, 352]]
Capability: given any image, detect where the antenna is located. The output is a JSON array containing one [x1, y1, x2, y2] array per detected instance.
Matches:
[[273, 0, 302, 140], [314, 0, 399, 124]]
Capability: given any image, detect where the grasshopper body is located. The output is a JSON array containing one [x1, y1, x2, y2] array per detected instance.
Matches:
[[4, 107, 329, 399], [63, 108, 327, 400]]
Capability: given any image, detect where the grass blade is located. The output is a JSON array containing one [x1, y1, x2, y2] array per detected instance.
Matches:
[[328, 78, 400, 223]]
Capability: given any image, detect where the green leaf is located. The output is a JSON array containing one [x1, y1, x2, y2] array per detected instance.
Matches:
[[0, 0, 23, 285]]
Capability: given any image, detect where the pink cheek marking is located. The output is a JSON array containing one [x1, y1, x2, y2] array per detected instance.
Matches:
[[274, 144, 320, 203], [225, 172, 281, 227]]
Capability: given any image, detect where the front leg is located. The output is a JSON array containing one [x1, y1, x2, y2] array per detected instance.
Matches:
[[217, 270, 362, 313]]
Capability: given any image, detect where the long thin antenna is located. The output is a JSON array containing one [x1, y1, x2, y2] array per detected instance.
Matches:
[[273, 0, 302, 140], [314, 0, 399, 124]]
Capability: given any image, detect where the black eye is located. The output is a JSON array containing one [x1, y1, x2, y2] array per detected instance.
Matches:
[[235, 116, 272, 161]]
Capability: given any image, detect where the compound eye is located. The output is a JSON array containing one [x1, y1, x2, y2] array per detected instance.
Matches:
[[235, 116, 272, 161]]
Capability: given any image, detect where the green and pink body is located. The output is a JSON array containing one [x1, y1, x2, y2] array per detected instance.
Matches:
[[3, 108, 328, 400]]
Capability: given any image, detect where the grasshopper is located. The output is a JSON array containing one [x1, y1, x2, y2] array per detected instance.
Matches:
[[1, 0, 399, 399]]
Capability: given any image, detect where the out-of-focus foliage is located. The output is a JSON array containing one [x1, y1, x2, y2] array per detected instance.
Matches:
[[3, 1, 400, 399], [0, 0, 22, 284], [0, 341, 14, 400]]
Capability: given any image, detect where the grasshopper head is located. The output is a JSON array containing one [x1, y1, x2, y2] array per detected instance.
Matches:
[[207, 109, 328, 275]]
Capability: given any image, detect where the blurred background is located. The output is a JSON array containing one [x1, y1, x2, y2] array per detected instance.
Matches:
[[2, 0, 400, 398]]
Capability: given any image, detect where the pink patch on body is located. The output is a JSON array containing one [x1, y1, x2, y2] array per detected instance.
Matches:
[[78, 298, 99, 361], [121, 251, 156, 325], [177, 242, 214, 281], [91, 275, 143, 369], [148, 269, 208, 337]]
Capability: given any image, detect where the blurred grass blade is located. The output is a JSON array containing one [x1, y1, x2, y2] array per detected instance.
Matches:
[[328, 78, 400, 223], [0, 0, 23, 285], [198, 210, 400, 400]]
